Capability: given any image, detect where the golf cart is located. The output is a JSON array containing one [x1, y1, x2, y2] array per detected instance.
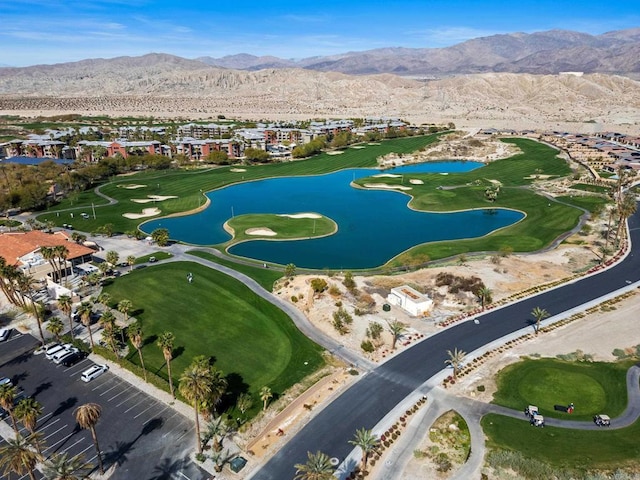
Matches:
[[524, 405, 538, 418], [530, 414, 545, 427], [593, 414, 611, 426]]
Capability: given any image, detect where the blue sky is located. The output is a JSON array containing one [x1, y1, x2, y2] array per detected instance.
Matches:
[[1, 0, 639, 67]]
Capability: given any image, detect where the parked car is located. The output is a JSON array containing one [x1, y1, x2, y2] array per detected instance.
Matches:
[[81, 364, 108, 382], [594, 414, 611, 426], [0, 328, 10, 342], [148, 256, 157, 263], [60, 351, 85, 367], [0, 377, 12, 387], [45, 343, 66, 360], [52, 346, 80, 364]]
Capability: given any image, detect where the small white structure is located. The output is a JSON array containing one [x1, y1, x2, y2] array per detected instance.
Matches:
[[387, 285, 433, 316]]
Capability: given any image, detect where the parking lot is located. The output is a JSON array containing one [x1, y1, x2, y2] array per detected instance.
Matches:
[[1, 331, 206, 480]]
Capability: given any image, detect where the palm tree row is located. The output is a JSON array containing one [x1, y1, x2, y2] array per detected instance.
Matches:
[[39, 245, 70, 283]]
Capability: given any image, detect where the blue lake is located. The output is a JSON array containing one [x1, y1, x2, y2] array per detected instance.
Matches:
[[142, 162, 524, 269]]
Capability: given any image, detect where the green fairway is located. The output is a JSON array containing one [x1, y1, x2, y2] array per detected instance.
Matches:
[[102, 261, 324, 412], [492, 358, 630, 421], [482, 414, 640, 471]]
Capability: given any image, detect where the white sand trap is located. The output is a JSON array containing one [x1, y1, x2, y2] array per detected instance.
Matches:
[[230, 168, 247, 172], [364, 183, 412, 191], [246, 227, 277, 236], [120, 184, 147, 189], [374, 173, 402, 178], [131, 195, 178, 204], [326, 151, 344, 155], [368, 142, 381, 145], [350, 146, 366, 149], [122, 207, 161, 219], [131, 199, 155, 204], [278, 213, 322, 219], [409, 179, 424, 185]]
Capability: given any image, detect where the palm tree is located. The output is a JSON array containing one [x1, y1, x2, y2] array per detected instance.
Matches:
[[0, 434, 40, 480], [54, 245, 70, 280], [179, 363, 213, 453], [444, 348, 466, 380], [615, 192, 637, 246], [77, 301, 95, 348], [157, 331, 176, 397], [349, 428, 379, 473], [43, 452, 92, 480], [15, 397, 43, 454], [17, 273, 46, 346], [475, 286, 492, 310], [0, 383, 19, 434], [47, 316, 65, 342], [105, 250, 119, 268], [294, 451, 335, 480], [386, 319, 407, 350], [58, 293, 75, 340], [99, 310, 118, 353], [531, 306, 550, 335], [117, 299, 133, 322], [96, 292, 111, 307], [201, 369, 228, 419], [260, 386, 273, 411], [128, 322, 147, 382], [74, 403, 104, 474], [126, 255, 136, 271]]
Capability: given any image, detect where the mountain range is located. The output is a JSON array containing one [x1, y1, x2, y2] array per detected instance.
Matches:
[[195, 28, 640, 76]]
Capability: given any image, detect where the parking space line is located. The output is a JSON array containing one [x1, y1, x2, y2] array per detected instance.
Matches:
[[65, 359, 91, 374], [114, 388, 141, 406], [37, 417, 60, 432], [42, 424, 68, 442], [142, 404, 169, 424], [175, 472, 191, 480], [107, 386, 132, 402], [90, 377, 114, 391], [133, 403, 157, 419], [43, 430, 76, 452], [60, 437, 85, 453], [99, 383, 120, 396], [36, 412, 53, 425], [124, 396, 149, 413]]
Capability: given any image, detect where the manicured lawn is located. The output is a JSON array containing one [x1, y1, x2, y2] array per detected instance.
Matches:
[[102, 261, 324, 413], [187, 250, 283, 291], [225, 213, 336, 244], [482, 414, 640, 470], [491, 358, 631, 421]]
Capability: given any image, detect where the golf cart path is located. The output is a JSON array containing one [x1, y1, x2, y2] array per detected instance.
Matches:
[[379, 364, 640, 480]]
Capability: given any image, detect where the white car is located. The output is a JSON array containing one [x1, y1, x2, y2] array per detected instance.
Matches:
[[0, 328, 10, 342], [45, 343, 66, 360], [0, 377, 12, 387], [52, 346, 79, 364], [81, 364, 108, 382]]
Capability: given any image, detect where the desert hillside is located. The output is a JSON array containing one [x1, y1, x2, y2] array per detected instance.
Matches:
[[0, 62, 639, 133]]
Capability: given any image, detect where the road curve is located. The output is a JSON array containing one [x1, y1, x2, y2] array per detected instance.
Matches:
[[249, 204, 640, 480]]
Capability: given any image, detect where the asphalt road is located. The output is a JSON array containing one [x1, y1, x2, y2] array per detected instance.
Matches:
[[251, 206, 640, 480], [0, 334, 206, 480]]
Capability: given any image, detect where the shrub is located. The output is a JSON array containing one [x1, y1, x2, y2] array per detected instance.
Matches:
[[329, 285, 341, 297], [361, 340, 375, 353], [310, 278, 328, 293], [291, 295, 298, 303]]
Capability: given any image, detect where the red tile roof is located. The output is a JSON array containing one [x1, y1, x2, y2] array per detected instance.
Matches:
[[0, 231, 95, 266]]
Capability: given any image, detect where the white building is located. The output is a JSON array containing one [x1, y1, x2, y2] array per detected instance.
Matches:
[[387, 285, 433, 316]]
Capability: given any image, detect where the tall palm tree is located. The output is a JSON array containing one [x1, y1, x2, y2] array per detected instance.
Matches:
[[58, 293, 75, 341], [43, 452, 92, 480], [117, 299, 133, 322], [128, 322, 147, 382], [54, 245, 70, 281], [77, 301, 95, 349], [96, 292, 111, 307], [615, 192, 637, 246], [179, 362, 213, 453], [348, 428, 379, 473], [0, 383, 19, 434], [74, 403, 104, 474], [99, 310, 118, 353], [386, 319, 407, 350], [199, 368, 228, 419], [47, 316, 65, 342], [475, 286, 492, 310], [0, 434, 40, 480], [17, 273, 46, 346], [294, 451, 335, 480], [40, 245, 58, 280], [531, 306, 550, 335], [444, 348, 466, 380], [157, 331, 176, 397], [15, 397, 43, 454], [126, 255, 136, 272], [260, 386, 273, 411]]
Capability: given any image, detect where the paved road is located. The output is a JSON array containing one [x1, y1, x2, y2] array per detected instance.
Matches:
[[249, 206, 640, 480]]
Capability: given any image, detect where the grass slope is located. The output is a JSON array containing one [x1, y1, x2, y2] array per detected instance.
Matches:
[[102, 262, 324, 405]]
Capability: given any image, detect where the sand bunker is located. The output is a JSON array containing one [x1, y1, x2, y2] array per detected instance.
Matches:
[[278, 213, 322, 219], [131, 195, 178, 204], [350, 146, 366, 149], [409, 179, 424, 184], [364, 183, 412, 191], [246, 228, 277, 236], [230, 168, 247, 172], [122, 208, 161, 219], [326, 151, 344, 155], [374, 174, 402, 178], [119, 184, 147, 189], [368, 142, 381, 145]]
